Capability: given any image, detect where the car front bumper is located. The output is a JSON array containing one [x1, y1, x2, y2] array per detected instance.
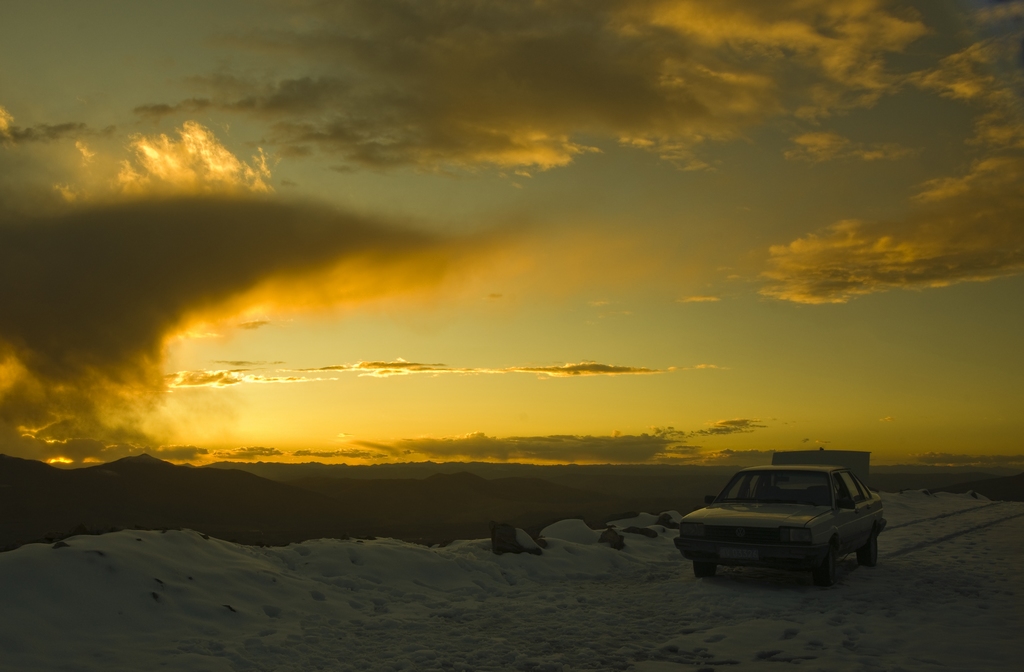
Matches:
[[673, 537, 831, 571]]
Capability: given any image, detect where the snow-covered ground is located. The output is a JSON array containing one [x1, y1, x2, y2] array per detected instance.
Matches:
[[1, 492, 1022, 671]]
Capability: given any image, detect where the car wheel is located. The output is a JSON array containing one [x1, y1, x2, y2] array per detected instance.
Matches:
[[812, 546, 836, 587], [856, 529, 878, 567], [693, 561, 717, 578]]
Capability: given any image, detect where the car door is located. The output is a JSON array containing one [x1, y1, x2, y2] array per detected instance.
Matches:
[[837, 471, 873, 549], [831, 472, 861, 553]]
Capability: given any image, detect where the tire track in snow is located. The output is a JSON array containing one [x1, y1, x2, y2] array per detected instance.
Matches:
[[883, 507, 1024, 559], [884, 500, 1006, 532]]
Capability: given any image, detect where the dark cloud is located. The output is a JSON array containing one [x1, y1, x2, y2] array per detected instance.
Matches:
[[0, 106, 114, 145], [150, 1, 924, 170], [912, 452, 1024, 468], [0, 196, 461, 452], [132, 98, 213, 120], [358, 432, 682, 463], [353, 424, 769, 463], [213, 360, 285, 367], [508, 362, 658, 377], [293, 448, 389, 460], [689, 419, 766, 436], [214, 446, 283, 459], [238, 319, 270, 330]]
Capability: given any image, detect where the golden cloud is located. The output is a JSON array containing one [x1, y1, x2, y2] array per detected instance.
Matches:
[[784, 131, 913, 162], [763, 34, 1024, 304], [293, 360, 662, 379], [117, 121, 271, 194]]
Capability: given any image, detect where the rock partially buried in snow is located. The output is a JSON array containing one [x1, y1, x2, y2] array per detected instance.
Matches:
[[539, 519, 600, 544], [622, 526, 658, 538], [599, 528, 625, 550], [489, 522, 542, 555], [656, 512, 681, 529]]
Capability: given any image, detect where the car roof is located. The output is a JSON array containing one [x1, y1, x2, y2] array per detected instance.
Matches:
[[735, 464, 845, 473]]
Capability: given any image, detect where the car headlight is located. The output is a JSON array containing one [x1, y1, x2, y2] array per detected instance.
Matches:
[[780, 527, 812, 543], [679, 523, 704, 537]]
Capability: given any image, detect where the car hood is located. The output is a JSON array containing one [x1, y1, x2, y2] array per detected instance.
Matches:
[[682, 503, 830, 527]]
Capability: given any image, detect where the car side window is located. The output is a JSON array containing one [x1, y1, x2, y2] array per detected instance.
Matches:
[[839, 472, 865, 502], [851, 473, 873, 497]]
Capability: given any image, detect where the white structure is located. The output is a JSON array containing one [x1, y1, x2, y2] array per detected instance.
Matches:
[[771, 449, 871, 482]]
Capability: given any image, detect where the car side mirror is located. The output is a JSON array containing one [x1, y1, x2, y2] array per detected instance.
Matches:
[[704, 495, 716, 504], [837, 496, 855, 510]]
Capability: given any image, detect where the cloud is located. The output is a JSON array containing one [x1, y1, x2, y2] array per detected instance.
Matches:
[[296, 360, 661, 378], [353, 423, 770, 464], [133, 98, 213, 120], [214, 446, 283, 459], [508, 362, 658, 377], [238, 319, 270, 330], [0, 422, 209, 464], [678, 295, 720, 303], [784, 132, 913, 162], [293, 448, 389, 460], [165, 370, 316, 388], [0, 105, 105, 146], [362, 431, 683, 463], [760, 188, 1024, 303], [0, 196, 468, 453], [689, 418, 765, 436], [911, 452, 1024, 468], [762, 35, 1024, 304], [143, 1, 925, 171], [879, 416, 894, 422], [116, 121, 272, 195]]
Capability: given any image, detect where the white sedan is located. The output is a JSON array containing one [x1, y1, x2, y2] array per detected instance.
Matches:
[[674, 465, 886, 586]]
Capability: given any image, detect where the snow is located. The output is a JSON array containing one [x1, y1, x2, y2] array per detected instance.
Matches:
[[1, 492, 1022, 671]]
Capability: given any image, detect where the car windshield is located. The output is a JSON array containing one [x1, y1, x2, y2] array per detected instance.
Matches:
[[716, 470, 831, 507]]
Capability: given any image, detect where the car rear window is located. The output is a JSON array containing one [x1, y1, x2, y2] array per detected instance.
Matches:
[[717, 470, 831, 506]]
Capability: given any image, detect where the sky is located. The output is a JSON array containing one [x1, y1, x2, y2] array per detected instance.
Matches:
[[1, 0, 1022, 469]]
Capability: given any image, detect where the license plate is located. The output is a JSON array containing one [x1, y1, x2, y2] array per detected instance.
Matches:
[[720, 547, 759, 560]]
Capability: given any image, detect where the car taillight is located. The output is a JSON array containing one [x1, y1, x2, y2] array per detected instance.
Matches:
[[679, 523, 704, 537], [780, 527, 812, 543]]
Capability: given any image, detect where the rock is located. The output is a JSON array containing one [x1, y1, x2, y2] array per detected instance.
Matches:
[[263, 605, 282, 618], [51, 541, 69, 549], [489, 522, 542, 555], [622, 526, 658, 538], [656, 512, 680, 529], [599, 527, 625, 550]]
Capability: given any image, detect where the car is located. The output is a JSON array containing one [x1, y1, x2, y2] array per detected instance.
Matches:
[[673, 465, 886, 586]]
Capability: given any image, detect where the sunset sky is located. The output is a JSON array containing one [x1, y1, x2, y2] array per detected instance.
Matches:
[[1, 0, 1022, 468]]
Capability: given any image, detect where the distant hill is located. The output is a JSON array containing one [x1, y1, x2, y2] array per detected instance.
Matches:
[[0, 454, 349, 550], [0, 455, 705, 550], [933, 472, 1024, 502], [207, 460, 739, 499]]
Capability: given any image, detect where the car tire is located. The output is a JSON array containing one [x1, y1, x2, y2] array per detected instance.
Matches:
[[812, 546, 836, 587], [693, 561, 717, 578], [856, 529, 878, 567]]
